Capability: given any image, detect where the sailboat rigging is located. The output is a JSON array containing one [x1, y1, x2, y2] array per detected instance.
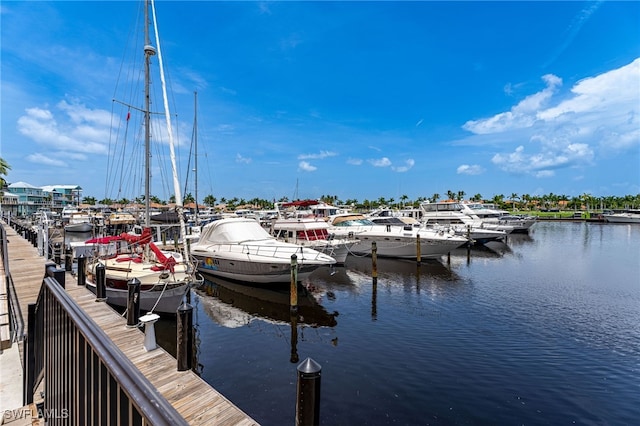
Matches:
[[83, 0, 202, 314]]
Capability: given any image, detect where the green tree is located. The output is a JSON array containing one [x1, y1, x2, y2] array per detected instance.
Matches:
[[184, 192, 195, 204], [82, 196, 97, 205], [0, 157, 11, 188], [203, 195, 217, 207]]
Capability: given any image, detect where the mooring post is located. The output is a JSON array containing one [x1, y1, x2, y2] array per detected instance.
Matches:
[[64, 245, 72, 272], [416, 234, 421, 266], [53, 242, 61, 266], [77, 255, 86, 286], [290, 254, 298, 313], [371, 241, 378, 283], [290, 312, 299, 364], [95, 263, 107, 301], [126, 278, 141, 328], [296, 357, 322, 426], [177, 302, 194, 371]]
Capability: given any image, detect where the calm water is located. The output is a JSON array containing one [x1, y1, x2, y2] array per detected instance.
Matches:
[[149, 222, 639, 425]]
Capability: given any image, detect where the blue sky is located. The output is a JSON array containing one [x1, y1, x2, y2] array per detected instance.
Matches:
[[1, 1, 639, 203]]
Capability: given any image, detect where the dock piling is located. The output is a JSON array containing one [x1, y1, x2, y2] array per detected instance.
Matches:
[[177, 302, 193, 371], [77, 255, 86, 286], [372, 241, 378, 283], [64, 245, 72, 271], [95, 263, 107, 301], [290, 254, 298, 313], [126, 278, 141, 328], [296, 357, 322, 426], [54, 242, 61, 266]]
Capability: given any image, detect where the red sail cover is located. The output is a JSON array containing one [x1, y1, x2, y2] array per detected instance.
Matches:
[[86, 228, 177, 272]]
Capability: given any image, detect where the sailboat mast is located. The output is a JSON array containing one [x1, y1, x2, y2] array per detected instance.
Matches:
[[149, 0, 190, 262], [143, 0, 154, 228], [194, 91, 199, 222]]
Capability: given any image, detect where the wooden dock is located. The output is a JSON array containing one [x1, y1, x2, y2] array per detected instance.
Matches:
[[0, 222, 259, 425]]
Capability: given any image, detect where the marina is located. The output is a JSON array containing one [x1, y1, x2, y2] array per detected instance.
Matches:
[[159, 220, 638, 425], [1, 215, 639, 424]]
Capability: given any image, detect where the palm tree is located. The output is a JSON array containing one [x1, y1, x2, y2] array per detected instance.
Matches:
[[0, 157, 11, 189], [430, 193, 440, 203], [492, 194, 505, 208], [400, 194, 409, 208], [456, 190, 465, 201], [510, 193, 520, 211]]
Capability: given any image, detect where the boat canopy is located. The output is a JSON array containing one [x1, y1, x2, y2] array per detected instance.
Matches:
[[201, 218, 274, 244]]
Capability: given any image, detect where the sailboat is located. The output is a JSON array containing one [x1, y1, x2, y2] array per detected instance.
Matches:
[[83, 0, 202, 314]]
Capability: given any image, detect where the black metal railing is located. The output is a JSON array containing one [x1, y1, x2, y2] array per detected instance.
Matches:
[[0, 222, 25, 344], [24, 273, 189, 425]]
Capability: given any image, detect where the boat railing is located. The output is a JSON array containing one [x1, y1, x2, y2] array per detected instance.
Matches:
[[213, 242, 331, 261]]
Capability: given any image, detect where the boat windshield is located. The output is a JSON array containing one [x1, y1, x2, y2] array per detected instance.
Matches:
[[332, 217, 376, 226]]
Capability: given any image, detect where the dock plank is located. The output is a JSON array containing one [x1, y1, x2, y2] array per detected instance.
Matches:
[[1, 222, 259, 425]]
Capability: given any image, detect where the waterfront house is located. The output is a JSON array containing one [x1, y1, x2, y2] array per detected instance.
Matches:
[[1, 182, 83, 218]]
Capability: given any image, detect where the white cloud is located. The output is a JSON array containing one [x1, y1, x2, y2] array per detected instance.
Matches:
[[26, 153, 67, 167], [347, 158, 363, 165], [457, 164, 484, 175], [298, 161, 316, 172], [491, 142, 594, 176], [463, 74, 562, 134], [369, 157, 391, 167], [392, 159, 415, 173], [236, 153, 251, 164], [17, 104, 109, 154], [298, 150, 337, 160], [57, 100, 111, 127], [460, 58, 639, 178]]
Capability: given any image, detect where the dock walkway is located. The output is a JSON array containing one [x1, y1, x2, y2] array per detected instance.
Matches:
[[0, 221, 259, 425]]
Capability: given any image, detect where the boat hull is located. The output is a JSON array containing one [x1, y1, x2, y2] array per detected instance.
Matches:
[[194, 254, 325, 283], [85, 280, 189, 314], [65, 222, 93, 233], [603, 214, 640, 224], [329, 229, 467, 258]]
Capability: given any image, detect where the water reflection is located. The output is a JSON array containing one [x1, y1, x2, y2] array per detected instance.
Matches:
[[196, 277, 338, 328]]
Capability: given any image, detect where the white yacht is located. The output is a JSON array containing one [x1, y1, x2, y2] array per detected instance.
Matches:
[[191, 217, 336, 284], [461, 202, 536, 233], [603, 209, 640, 224], [327, 213, 468, 259], [418, 201, 510, 243], [269, 216, 358, 264]]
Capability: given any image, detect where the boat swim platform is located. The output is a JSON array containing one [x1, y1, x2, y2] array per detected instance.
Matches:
[[0, 221, 259, 425]]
